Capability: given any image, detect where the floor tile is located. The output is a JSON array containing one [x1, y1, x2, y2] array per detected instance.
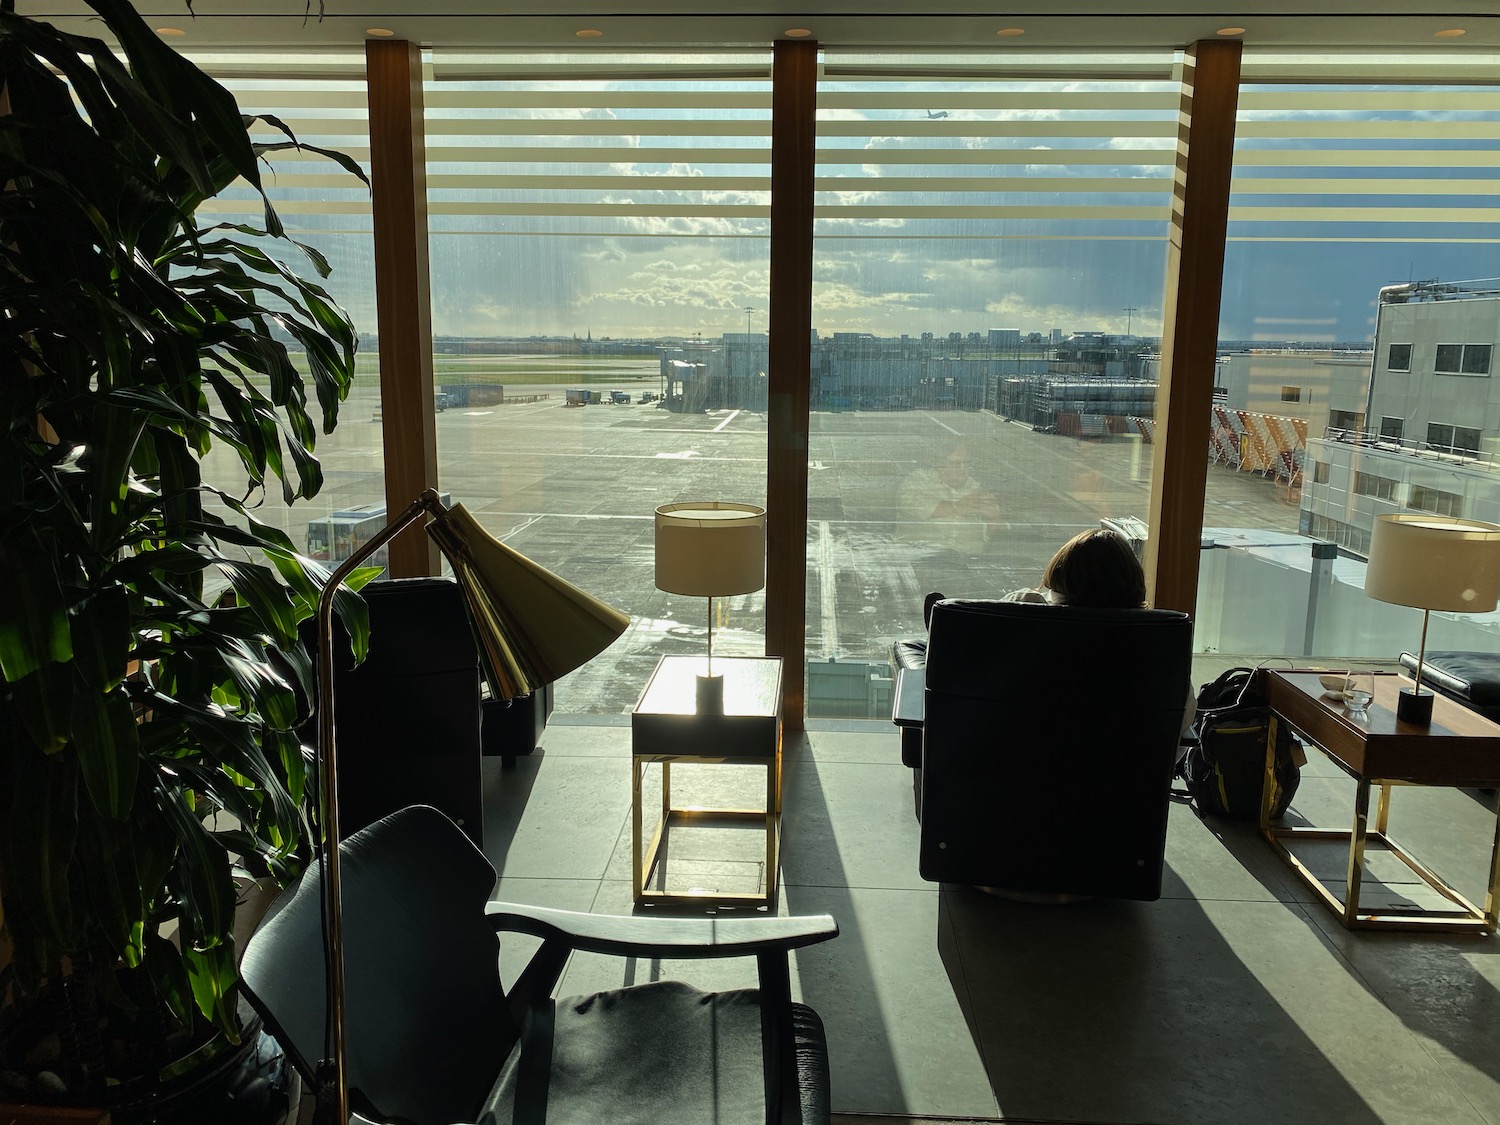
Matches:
[[779, 757, 928, 892], [947, 891, 1485, 1125], [481, 752, 629, 879]]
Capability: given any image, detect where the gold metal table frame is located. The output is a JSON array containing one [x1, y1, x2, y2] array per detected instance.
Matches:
[[631, 655, 783, 908], [1260, 670, 1500, 933]]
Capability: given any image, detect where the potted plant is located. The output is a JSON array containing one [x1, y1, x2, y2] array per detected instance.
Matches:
[[0, 0, 369, 1117]]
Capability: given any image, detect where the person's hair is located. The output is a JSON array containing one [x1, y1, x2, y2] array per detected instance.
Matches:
[[1041, 529, 1147, 608]]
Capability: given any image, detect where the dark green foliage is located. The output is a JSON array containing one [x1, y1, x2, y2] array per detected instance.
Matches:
[[0, 0, 369, 1101]]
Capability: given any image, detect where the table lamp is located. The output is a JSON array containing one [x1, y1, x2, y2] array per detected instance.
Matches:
[[654, 501, 767, 714], [1364, 513, 1500, 725], [314, 488, 629, 1125]]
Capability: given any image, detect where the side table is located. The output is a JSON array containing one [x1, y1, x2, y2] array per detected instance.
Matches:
[[631, 655, 783, 907], [1261, 669, 1500, 932]]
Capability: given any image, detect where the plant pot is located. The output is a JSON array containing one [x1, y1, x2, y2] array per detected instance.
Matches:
[[105, 1011, 296, 1125]]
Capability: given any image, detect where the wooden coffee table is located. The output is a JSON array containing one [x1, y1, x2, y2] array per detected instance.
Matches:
[[1261, 669, 1500, 932]]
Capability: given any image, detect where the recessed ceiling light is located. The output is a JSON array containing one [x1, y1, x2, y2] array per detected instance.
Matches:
[[1217, 26, 1247, 37], [784, 28, 813, 38], [1434, 28, 1467, 38], [996, 27, 1025, 38], [156, 26, 185, 36], [576, 28, 604, 38], [365, 27, 395, 37]]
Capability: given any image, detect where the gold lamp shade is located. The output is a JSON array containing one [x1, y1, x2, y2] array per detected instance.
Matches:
[[1366, 514, 1500, 613], [427, 501, 631, 699]]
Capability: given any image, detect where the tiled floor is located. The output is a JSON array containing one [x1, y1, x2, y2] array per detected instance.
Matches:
[[483, 702, 1500, 1125]]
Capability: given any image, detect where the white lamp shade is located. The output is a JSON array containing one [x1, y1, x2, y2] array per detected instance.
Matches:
[[655, 501, 766, 596], [1366, 513, 1500, 614]]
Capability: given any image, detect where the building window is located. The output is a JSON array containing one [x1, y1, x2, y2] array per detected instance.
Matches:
[[1280, 386, 1301, 403], [1328, 408, 1361, 431], [1312, 460, 1329, 484], [1436, 343, 1491, 376], [1427, 423, 1481, 455], [1379, 416, 1404, 441], [1353, 471, 1396, 501], [1387, 343, 1412, 372], [1409, 485, 1463, 518]]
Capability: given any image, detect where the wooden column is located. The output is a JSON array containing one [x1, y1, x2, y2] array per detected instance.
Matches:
[[766, 40, 817, 728], [366, 39, 440, 576], [1145, 39, 1241, 613]]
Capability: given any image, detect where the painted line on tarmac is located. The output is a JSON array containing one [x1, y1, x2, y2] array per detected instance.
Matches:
[[712, 410, 741, 432]]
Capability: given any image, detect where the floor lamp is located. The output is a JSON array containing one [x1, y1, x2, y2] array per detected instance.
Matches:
[[1364, 513, 1500, 725], [313, 488, 629, 1124]]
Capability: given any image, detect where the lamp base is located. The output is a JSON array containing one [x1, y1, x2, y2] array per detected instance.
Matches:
[[696, 673, 724, 715], [1396, 687, 1434, 725]]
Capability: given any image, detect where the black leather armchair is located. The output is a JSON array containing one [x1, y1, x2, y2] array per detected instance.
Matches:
[[910, 598, 1193, 901], [241, 806, 838, 1125]]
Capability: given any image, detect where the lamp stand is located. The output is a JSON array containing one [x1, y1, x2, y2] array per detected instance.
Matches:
[[1398, 607, 1435, 725], [697, 594, 723, 714]]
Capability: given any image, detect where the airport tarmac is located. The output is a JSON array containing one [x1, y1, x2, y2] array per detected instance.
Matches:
[[205, 381, 1303, 715]]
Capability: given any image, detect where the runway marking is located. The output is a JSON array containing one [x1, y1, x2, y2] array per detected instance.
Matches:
[[921, 412, 962, 436], [817, 520, 839, 658], [463, 411, 493, 416], [655, 451, 701, 459], [712, 410, 741, 432]]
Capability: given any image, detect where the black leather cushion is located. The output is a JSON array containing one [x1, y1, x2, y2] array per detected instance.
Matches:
[[892, 638, 927, 671], [918, 599, 1193, 900], [1400, 650, 1500, 717], [481, 983, 829, 1125]]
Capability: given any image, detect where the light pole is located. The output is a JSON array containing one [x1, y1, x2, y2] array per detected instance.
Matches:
[[1123, 304, 1138, 337], [744, 306, 753, 337]]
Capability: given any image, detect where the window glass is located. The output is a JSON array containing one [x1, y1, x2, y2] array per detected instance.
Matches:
[[811, 50, 1178, 717], [1436, 343, 1465, 373], [1463, 343, 1493, 375], [1427, 422, 1456, 450], [1222, 56, 1500, 668], [1280, 386, 1302, 402], [1312, 460, 1330, 484], [189, 55, 380, 594], [424, 51, 774, 715]]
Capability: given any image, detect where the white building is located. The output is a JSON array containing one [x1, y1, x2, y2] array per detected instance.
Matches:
[[1300, 280, 1500, 556]]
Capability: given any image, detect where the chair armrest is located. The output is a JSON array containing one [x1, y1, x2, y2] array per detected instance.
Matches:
[[892, 666, 925, 728], [485, 901, 838, 958]]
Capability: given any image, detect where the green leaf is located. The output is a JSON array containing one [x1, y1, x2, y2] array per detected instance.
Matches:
[[71, 679, 139, 820], [216, 559, 300, 649], [153, 779, 235, 946], [11, 662, 75, 756], [5, 743, 80, 950], [77, 805, 147, 964], [143, 932, 193, 1026], [0, 526, 73, 682], [69, 585, 131, 692], [182, 940, 238, 1033]]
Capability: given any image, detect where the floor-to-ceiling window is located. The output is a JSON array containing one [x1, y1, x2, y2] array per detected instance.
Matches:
[[423, 51, 774, 713], [807, 50, 1180, 717], [193, 54, 382, 585], [1201, 50, 1500, 662]]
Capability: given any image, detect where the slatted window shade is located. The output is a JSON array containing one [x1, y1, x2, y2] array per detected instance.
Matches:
[[420, 51, 774, 336], [815, 52, 1181, 240], [423, 52, 775, 230], [1231, 52, 1500, 245], [189, 53, 374, 229]]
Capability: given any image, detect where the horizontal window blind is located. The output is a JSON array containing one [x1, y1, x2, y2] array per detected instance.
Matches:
[[188, 52, 373, 228], [815, 51, 1181, 240], [423, 50, 774, 234], [1230, 50, 1500, 244]]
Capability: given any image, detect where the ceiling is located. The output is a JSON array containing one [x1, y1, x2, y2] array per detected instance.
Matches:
[[24, 1, 1500, 51]]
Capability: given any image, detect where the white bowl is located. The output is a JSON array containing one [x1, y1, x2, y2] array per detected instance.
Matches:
[[1319, 672, 1350, 692]]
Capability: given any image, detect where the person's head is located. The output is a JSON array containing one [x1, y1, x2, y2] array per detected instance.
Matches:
[[1041, 529, 1146, 608], [936, 444, 974, 489]]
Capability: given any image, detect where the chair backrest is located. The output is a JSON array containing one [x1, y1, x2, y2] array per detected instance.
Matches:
[[302, 577, 485, 843], [240, 806, 516, 1125], [918, 599, 1193, 900]]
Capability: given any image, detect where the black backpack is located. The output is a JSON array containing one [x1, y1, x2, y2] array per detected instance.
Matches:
[[1179, 667, 1302, 820]]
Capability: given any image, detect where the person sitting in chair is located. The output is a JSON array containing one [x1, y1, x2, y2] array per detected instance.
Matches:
[[925, 528, 1196, 743]]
